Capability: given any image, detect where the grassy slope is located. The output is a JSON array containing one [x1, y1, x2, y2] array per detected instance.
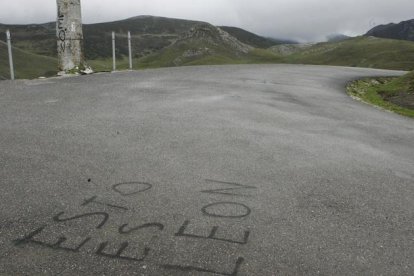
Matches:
[[285, 36, 414, 71], [25, 36, 414, 75], [137, 36, 414, 71], [137, 28, 282, 69], [0, 41, 57, 79], [0, 22, 56, 57], [0, 17, 206, 60], [83, 16, 204, 59], [0, 17, 290, 60], [2, 17, 414, 78], [347, 71, 414, 118], [2, 32, 414, 80]]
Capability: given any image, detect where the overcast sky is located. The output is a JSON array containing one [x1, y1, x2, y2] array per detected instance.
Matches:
[[1, 0, 414, 42]]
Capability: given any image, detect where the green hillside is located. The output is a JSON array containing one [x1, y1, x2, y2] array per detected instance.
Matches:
[[83, 16, 206, 59], [0, 16, 291, 61], [283, 36, 414, 70], [0, 16, 203, 60], [0, 23, 56, 57], [139, 24, 281, 68], [2, 17, 414, 80], [139, 35, 414, 71], [0, 40, 57, 79]]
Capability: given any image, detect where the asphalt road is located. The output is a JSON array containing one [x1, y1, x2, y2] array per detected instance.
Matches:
[[0, 65, 413, 275]]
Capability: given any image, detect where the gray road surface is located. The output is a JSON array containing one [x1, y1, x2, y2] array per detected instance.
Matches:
[[0, 65, 413, 275]]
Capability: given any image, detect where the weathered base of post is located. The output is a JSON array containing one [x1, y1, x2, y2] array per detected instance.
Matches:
[[57, 65, 94, 76]]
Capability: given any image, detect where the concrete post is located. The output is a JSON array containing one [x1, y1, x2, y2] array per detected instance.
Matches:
[[56, 0, 91, 74], [6, 30, 15, 80], [128, 31, 132, 70], [112, 31, 116, 71]]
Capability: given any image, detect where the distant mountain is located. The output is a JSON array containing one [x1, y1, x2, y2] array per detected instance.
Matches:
[[83, 16, 205, 59], [326, 34, 351, 42], [365, 19, 414, 41], [0, 16, 205, 59], [0, 16, 292, 60], [3, 16, 414, 79], [266, 37, 298, 45], [218, 26, 295, 48]]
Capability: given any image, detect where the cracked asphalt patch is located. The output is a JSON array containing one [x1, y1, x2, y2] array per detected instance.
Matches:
[[0, 64, 413, 275]]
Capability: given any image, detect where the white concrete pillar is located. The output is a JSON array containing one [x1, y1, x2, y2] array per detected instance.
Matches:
[[56, 0, 90, 74]]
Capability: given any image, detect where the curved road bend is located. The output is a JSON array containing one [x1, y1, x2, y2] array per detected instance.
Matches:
[[0, 65, 413, 275]]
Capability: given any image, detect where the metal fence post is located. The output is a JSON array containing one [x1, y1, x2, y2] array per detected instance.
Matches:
[[6, 30, 15, 80], [112, 31, 116, 71], [128, 31, 132, 70]]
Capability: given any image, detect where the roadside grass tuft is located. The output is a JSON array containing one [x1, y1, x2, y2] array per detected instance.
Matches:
[[347, 73, 414, 118]]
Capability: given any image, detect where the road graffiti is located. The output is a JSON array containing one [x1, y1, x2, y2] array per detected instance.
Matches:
[[112, 182, 152, 196], [175, 220, 250, 245], [82, 195, 129, 211], [13, 178, 258, 275]]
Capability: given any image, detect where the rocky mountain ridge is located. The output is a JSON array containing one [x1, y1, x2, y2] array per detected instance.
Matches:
[[366, 19, 414, 41]]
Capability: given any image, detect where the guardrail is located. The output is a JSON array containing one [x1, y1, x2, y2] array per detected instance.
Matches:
[[3, 29, 135, 80], [111, 31, 133, 72]]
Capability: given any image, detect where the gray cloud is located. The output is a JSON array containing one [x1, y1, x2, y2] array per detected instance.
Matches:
[[2, 0, 414, 42]]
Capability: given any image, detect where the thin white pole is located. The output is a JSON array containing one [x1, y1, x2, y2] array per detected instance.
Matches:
[[6, 30, 15, 80], [112, 31, 116, 71], [128, 31, 132, 70]]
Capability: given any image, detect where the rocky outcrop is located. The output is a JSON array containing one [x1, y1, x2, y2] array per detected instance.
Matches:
[[365, 19, 414, 41], [176, 24, 252, 54]]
